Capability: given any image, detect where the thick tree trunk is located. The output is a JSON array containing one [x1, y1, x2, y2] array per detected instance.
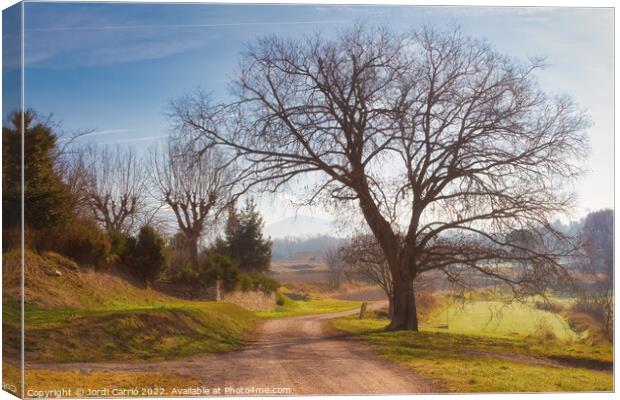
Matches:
[[354, 188, 418, 330], [388, 263, 418, 331]]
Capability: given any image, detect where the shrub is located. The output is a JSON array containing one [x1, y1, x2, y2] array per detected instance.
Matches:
[[108, 229, 129, 257], [236, 272, 278, 293], [165, 251, 278, 294], [35, 218, 111, 267], [275, 291, 287, 306], [199, 253, 239, 290], [174, 261, 198, 282], [126, 225, 168, 284], [570, 297, 613, 342]]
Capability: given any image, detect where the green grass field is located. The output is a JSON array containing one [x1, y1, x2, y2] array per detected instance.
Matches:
[[332, 314, 612, 392], [426, 299, 581, 341], [255, 292, 361, 318]]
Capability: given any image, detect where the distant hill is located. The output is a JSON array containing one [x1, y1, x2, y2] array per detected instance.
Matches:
[[264, 215, 337, 239], [272, 234, 348, 261]]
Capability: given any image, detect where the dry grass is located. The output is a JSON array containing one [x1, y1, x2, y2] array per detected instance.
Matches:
[[3, 250, 173, 310], [566, 309, 609, 345], [3, 363, 200, 397], [281, 281, 376, 297]]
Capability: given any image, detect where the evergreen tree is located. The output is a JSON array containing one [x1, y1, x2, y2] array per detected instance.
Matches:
[[129, 225, 168, 284], [2, 111, 75, 232], [219, 199, 272, 272]]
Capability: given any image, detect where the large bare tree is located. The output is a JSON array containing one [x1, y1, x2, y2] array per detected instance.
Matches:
[[151, 138, 234, 268], [84, 145, 147, 234], [172, 25, 589, 330]]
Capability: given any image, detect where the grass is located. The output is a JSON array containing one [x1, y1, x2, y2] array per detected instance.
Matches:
[[332, 315, 612, 393], [255, 292, 361, 318], [426, 299, 581, 341], [4, 301, 256, 363], [3, 251, 174, 311], [3, 251, 258, 364], [3, 363, 200, 398]]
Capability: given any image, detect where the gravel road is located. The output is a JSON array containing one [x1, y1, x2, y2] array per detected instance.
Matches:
[[30, 307, 437, 395]]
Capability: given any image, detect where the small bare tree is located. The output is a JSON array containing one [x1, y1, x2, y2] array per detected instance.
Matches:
[[577, 209, 613, 338], [173, 25, 590, 330], [340, 234, 394, 316], [51, 125, 98, 218], [83, 145, 147, 234], [323, 247, 346, 288], [150, 137, 234, 268]]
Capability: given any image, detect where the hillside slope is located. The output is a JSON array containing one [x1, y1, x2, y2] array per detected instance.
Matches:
[[2, 251, 256, 363]]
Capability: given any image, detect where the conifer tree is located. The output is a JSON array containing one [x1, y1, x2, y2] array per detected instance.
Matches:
[[219, 199, 272, 272]]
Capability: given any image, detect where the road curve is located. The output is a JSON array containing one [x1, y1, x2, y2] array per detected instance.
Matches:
[[30, 306, 437, 395]]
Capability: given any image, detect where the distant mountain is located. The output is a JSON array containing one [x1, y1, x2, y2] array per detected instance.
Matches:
[[271, 234, 348, 261], [264, 215, 336, 239]]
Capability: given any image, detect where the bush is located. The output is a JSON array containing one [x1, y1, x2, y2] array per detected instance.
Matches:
[[199, 253, 239, 290], [166, 251, 278, 294], [35, 218, 111, 267], [236, 272, 278, 293], [275, 291, 287, 306], [126, 225, 168, 284], [570, 297, 612, 341], [171, 261, 197, 283], [109, 229, 129, 256]]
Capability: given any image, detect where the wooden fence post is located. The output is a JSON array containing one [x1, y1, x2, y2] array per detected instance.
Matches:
[[359, 302, 368, 319]]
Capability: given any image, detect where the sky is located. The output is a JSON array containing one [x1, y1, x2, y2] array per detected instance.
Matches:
[[7, 3, 614, 235]]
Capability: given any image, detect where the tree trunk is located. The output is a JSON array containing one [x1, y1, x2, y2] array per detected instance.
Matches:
[[388, 294, 394, 319], [187, 234, 199, 269], [388, 263, 418, 331]]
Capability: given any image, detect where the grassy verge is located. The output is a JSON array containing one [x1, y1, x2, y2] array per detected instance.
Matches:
[[332, 316, 612, 392], [3, 251, 258, 364], [256, 293, 361, 318], [3, 363, 200, 397], [4, 301, 256, 363]]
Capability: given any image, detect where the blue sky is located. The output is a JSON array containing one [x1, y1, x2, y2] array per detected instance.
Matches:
[[13, 3, 614, 230]]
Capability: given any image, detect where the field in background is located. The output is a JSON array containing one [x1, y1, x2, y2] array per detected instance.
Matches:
[[426, 299, 581, 341], [256, 292, 360, 318], [268, 257, 330, 284]]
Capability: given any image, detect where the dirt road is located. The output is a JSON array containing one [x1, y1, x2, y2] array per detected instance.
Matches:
[[32, 307, 437, 395]]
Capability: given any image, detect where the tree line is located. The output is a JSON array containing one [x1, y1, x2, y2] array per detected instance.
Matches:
[[2, 110, 272, 290]]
